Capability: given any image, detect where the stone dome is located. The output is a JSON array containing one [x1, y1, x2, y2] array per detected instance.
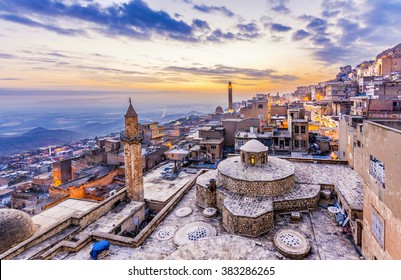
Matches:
[[0, 209, 36, 254], [215, 106, 224, 114], [240, 140, 268, 153]]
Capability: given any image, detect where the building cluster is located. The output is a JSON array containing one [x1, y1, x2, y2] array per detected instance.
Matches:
[[1, 44, 401, 261]]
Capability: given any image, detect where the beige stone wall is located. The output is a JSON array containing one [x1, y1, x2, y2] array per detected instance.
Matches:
[[219, 173, 294, 196], [354, 121, 401, 259], [222, 206, 274, 237], [123, 141, 144, 202], [362, 186, 401, 259], [273, 195, 319, 212], [195, 184, 216, 208]]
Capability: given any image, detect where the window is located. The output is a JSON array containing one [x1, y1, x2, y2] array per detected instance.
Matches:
[[258, 114, 264, 119], [369, 155, 385, 187], [301, 140, 306, 148], [285, 139, 290, 147], [237, 140, 244, 146], [294, 140, 299, 147], [294, 126, 299, 133], [250, 154, 255, 165], [301, 126, 306, 134], [211, 145, 217, 149], [261, 154, 265, 164], [371, 209, 384, 248], [258, 104, 264, 109], [357, 140, 361, 147]]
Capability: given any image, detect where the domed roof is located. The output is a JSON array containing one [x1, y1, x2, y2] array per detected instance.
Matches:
[[0, 209, 36, 254], [240, 140, 268, 153], [215, 106, 224, 114]]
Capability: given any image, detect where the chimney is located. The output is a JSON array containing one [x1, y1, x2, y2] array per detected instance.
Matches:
[[209, 178, 216, 192]]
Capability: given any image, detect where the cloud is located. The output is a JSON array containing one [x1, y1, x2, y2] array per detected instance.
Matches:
[[0, 0, 264, 43], [306, 17, 328, 34], [267, 0, 290, 14], [206, 29, 235, 42], [165, 64, 298, 81], [322, 10, 340, 18], [268, 23, 292, 32], [0, 78, 20, 80], [206, 23, 261, 42], [192, 19, 210, 30], [0, 0, 197, 41], [301, 0, 401, 66], [193, 4, 234, 17], [0, 52, 17, 59], [292, 29, 310, 41], [0, 14, 83, 36], [236, 23, 261, 39]]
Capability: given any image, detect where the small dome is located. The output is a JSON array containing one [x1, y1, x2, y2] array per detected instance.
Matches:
[[240, 140, 268, 153], [215, 106, 224, 114], [0, 209, 36, 254]]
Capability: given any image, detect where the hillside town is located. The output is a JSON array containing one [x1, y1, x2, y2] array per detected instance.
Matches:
[[1, 43, 400, 261]]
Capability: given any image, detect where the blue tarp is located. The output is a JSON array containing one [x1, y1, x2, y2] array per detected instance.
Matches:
[[90, 240, 110, 260]]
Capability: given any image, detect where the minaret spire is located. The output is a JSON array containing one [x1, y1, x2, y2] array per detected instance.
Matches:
[[122, 99, 144, 202], [228, 81, 233, 113]]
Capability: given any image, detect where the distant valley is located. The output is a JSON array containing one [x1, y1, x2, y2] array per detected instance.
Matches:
[[0, 110, 205, 156]]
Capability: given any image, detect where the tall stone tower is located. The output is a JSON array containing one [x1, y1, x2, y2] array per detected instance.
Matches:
[[122, 98, 144, 202], [228, 81, 233, 113]]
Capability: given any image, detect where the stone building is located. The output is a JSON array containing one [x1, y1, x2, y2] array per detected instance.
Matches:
[[196, 140, 320, 237], [374, 43, 401, 76], [222, 118, 260, 146], [240, 94, 269, 123], [353, 120, 401, 259], [52, 159, 72, 187], [139, 122, 165, 146]]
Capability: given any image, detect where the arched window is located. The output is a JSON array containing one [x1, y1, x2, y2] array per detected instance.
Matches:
[[250, 154, 255, 165]]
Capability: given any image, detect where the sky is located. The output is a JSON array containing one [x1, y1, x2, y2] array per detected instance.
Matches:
[[0, 0, 401, 109]]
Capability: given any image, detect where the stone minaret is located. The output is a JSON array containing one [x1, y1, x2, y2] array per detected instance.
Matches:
[[122, 98, 144, 202], [228, 81, 233, 113]]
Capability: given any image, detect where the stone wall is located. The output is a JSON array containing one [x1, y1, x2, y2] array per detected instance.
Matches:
[[281, 157, 348, 165], [220, 173, 294, 196], [273, 195, 319, 212], [222, 206, 274, 237], [196, 184, 216, 208]]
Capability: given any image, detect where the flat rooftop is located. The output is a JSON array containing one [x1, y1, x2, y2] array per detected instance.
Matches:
[[369, 120, 401, 132], [143, 163, 198, 204], [290, 161, 363, 210], [60, 184, 360, 260], [32, 199, 99, 231]]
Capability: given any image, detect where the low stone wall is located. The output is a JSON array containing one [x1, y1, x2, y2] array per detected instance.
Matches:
[[273, 195, 320, 212], [222, 206, 274, 237], [220, 173, 294, 196], [280, 157, 348, 165]]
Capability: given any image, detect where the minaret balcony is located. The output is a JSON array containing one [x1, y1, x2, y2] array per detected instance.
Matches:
[[120, 132, 143, 143]]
